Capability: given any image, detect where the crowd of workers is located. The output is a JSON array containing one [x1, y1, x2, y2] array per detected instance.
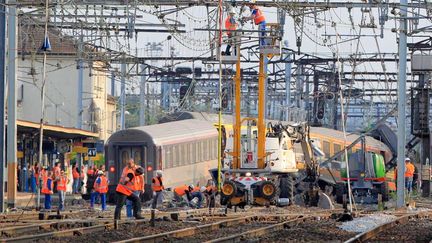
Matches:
[[114, 159, 218, 220], [25, 162, 108, 211]]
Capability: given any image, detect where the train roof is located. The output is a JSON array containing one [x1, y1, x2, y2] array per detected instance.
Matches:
[[107, 119, 218, 146], [158, 111, 390, 151], [309, 126, 389, 151]]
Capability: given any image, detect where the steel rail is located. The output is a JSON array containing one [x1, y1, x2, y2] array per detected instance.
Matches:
[[204, 216, 313, 243], [116, 212, 338, 243], [344, 210, 432, 243], [0, 219, 148, 243], [115, 215, 259, 243], [0, 208, 227, 242], [0, 219, 99, 237]]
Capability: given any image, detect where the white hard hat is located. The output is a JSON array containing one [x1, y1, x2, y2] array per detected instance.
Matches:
[[189, 184, 195, 190], [156, 170, 163, 176], [229, 8, 236, 15], [405, 157, 411, 161], [98, 170, 103, 175], [200, 186, 206, 192]]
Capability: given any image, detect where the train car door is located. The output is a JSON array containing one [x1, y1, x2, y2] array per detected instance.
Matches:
[[118, 146, 146, 171]]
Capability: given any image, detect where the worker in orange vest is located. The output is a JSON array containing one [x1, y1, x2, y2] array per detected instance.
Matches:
[[114, 166, 145, 220], [42, 171, 54, 210], [53, 162, 61, 193], [56, 170, 69, 211], [223, 8, 238, 56], [72, 164, 80, 194], [173, 184, 194, 206], [151, 170, 164, 209], [121, 159, 139, 218], [92, 170, 109, 211], [405, 158, 415, 193], [242, 0, 266, 46], [127, 166, 144, 217]]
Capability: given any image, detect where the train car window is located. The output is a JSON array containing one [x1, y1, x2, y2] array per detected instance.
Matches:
[[212, 138, 217, 159], [197, 140, 204, 162], [193, 142, 198, 163], [188, 143, 192, 165], [190, 142, 195, 163], [202, 140, 207, 161], [164, 146, 171, 169], [181, 143, 187, 166], [207, 139, 212, 160], [121, 150, 129, 168], [333, 144, 342, 161], [323, 141, 331, 158], [171, 146, 177, 167], [133, 150, 141, 166]]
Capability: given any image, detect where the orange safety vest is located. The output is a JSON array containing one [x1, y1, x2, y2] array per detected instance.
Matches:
[[57, 176, 67, 191], [133, 175, 145, 192], [94, 176, 109, 193], [72, 168, 80, 179], [174, 185, 189, 196], [87, 168, 94, 176], [405, 163, 415, 178], [206, 185, 217, 193], [152, 177, 164, 192], [252, 6, 265, 25], [121, 166, 136, 183], [225, 17, 237, 35], [41, 177, 53, 194], [116, 173, 136, 196]]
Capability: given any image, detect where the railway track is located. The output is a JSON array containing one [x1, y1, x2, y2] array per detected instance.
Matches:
[[0, 208, 227, 242], [345, 210, 432, 243], [115, 211, 343, 243]]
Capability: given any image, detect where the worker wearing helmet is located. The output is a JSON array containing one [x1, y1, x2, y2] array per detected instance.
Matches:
[[223, 8, 238, 56], [114, 166, 145, 220], [242, 0, 266, 46], [91, 170, 109, 211], [173, 184, 194, 206], [151, 170, 165, 209], [404, 158, 415, 194]]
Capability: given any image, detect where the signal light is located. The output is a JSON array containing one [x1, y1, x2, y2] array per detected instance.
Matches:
[[109, 166, 115, 173]]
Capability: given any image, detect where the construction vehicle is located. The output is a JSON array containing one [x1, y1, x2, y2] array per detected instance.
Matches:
[[213, 19, 331, 208]]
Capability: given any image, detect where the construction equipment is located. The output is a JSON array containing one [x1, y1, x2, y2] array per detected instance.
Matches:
[[216, 22, 331, 208]]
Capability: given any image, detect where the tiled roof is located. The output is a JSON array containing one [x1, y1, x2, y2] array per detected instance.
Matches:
[[18, 17, 77, 55]]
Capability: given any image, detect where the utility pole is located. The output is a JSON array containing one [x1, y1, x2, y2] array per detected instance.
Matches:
[[111, 72, 115, 96], [7, 2, 17, 208], [120, 61, 126, 130], [77, 35, 83, 129], [396, 0, 407, 209], [139, 64, 146, 126], [283, 41, 291, 121], [0, 0, 6, 213]]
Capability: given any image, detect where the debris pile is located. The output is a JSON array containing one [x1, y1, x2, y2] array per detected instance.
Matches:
[[338, 214, 397, 233]]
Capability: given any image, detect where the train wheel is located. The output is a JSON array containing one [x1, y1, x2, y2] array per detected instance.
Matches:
[[261, 181, 277, 200]]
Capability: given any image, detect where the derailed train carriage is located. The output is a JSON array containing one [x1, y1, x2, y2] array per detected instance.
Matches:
[[105, 119, 219, 202], [159, 112, 394, 204]]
